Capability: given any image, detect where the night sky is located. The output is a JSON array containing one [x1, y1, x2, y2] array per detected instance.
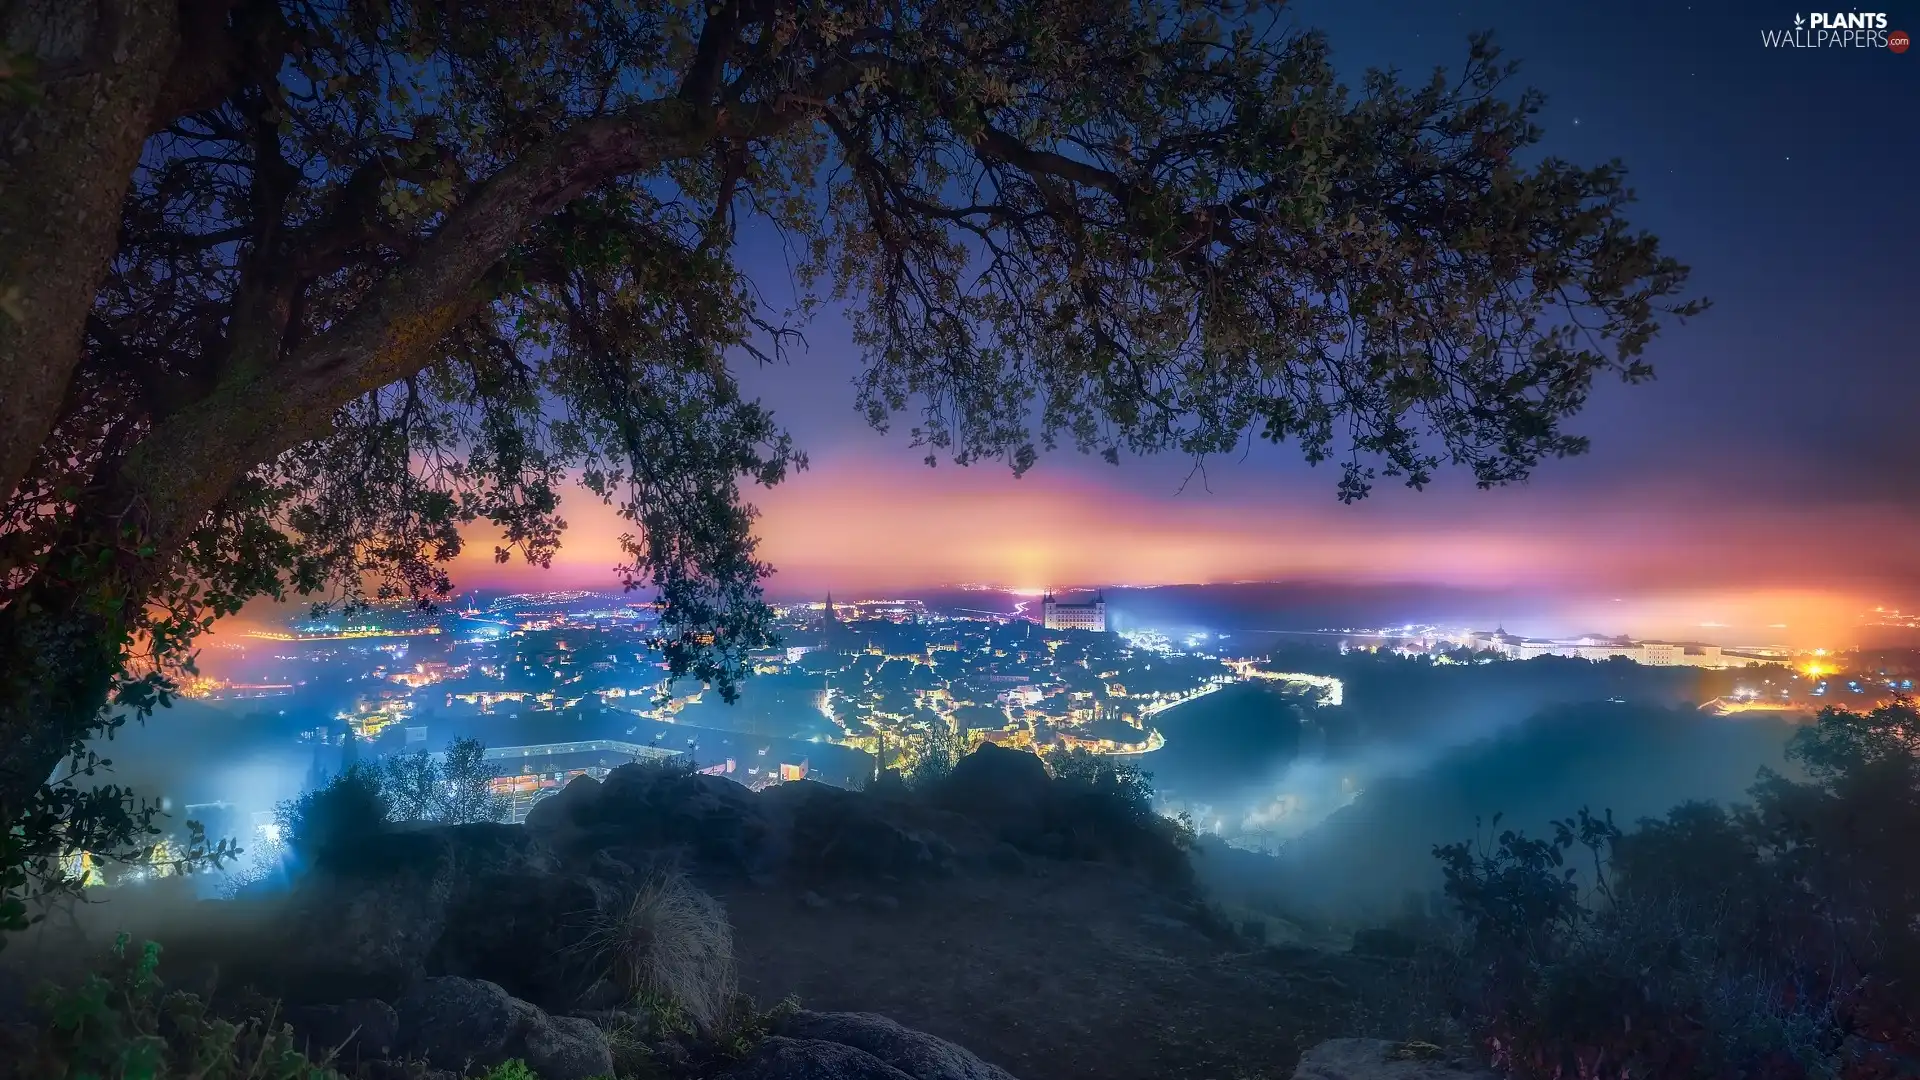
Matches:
[[454, 1, 1920, 643]]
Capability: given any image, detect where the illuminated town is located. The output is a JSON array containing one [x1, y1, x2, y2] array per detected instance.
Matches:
[[171, 587, 1920, 823]]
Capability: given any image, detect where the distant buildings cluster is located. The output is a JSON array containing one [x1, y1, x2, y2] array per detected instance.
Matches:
[[1465, 630, 1781, 668]]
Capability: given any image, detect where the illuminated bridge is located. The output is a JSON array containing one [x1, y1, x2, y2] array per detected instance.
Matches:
[[484, 739, 683, 822]]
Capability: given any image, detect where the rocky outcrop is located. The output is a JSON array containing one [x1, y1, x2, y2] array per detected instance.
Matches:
[[272, 824, 610, 1010], [427, 864, 621, 1008], [933, 744, 1052, 840], [527, 763, 787, 878], [395, 976, 613, 1080], [1292, 1040, 1496, 1080], [780, 1011, 1020, 1080], [287, 998, 399, 1063], [720, 1036, 918, 1080], [769, 782, 958, 883]]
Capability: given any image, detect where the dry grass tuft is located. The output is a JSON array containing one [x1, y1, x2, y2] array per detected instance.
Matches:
[[576, 870, 739, 1036]]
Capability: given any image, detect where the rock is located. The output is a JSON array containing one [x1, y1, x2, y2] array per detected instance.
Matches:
[[774, 781, 954, 883], [719, 1036, 917, 1080], [935, 745, 1051, 836], [528, 772, 605, 825], [985, 842, 1027, 877], [396, 976, 613, 1080], [867, 770, 911, 800], [780, 1011, 1021, 1080], [276, 824, 561, 1001], [288, 998, 399, 1062], [1293, 1039, 1494, 1080], [429, 868, 623, 1010], [550, 762, 786, 877], [1138, 913, 1204, 940]]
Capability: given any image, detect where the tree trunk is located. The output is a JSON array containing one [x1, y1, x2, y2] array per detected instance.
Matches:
[[0, 568, 131, 823], [0, 0, 182, 503]]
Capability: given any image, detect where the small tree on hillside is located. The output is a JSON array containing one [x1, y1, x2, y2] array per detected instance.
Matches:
[[441, 737, 508, 825], [380, 749, 443, 824], [380, 737, 506, 825], [275, 763, 390, 864]]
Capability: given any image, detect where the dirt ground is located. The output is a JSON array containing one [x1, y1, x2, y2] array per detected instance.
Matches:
[[721, 864, 1382, 1080]]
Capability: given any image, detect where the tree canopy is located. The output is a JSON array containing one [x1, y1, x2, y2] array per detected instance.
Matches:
[[0, 0, 1698, 927]]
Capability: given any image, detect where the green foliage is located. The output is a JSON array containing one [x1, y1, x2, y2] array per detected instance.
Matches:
[[1, 747, 239, 947], [275, 762, 390, 861], [29, 933, 342, 1080], [1037, 747, 1197, 885], [479, 1062, 540, 1080], [902, 719, 960, 791], [380, 737, 509, 826], [440, 736, 509, 824], [1046, 748, 1160, 825], [715, 994, 802, 1061], [1424, 701, 1920, 1080], [264, 736, 505, 875]]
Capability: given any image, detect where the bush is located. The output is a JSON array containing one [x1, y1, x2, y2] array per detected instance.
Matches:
[[1040, 748, 1196, 885], [26, 933, 341, 1079], [275, 763, 389, 862], [1421, 701, 1920, 1080], [1045, 748, 1158, 823], [381, 737, 508, 826], [572, 870, 738, 1037], [902, 721, 960, 792]]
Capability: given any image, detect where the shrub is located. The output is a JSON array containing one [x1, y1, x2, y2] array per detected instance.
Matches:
[[1045, 747, 1157, 823], [902, 721, 960, 791], [27, 933, 341, 1079], [1424, 701, 1920, 1080], [275, 763, 389, 862], [1041, 747, 1196, 885], [573, 870, 738, 1037], [380, 737, 507, 826], [440, 736, 508, 825]]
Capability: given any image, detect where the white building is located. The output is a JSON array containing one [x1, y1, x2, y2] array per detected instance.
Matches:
[[1468, 630, 1776, 669], [1041, 590, 1107, 632]]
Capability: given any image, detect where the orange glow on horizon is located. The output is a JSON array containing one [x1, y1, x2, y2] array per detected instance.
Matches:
[[440, 455, 1918, 648]]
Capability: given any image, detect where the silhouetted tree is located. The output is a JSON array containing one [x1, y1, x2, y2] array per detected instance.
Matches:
[[440, 737, 507, 825], [0, 0, 1700, 933], [380, 749, 441, 824]]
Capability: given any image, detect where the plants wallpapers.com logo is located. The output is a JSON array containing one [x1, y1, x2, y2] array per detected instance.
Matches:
[[1760, 11, 1909, 49]]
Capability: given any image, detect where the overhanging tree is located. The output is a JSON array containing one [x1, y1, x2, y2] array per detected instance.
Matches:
[[0, 0, 1699, 920]]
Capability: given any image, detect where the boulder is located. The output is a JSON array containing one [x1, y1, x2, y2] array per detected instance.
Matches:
[[429, 868, 623, 1010], [272, 825, 569, 1003], [935, 745, 1051, 834], [537, 762, 786, 877], [287, 998, 399, 1062], [1292, 1039, 1495, 1080], [396, 976, 613, 1080], [780, 1011, 1021, 1080], [984, 842, 1027, 877], [718, 1036, 917, 1080], [524, 773, 606, 835], [773, 781, 955, 882]]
